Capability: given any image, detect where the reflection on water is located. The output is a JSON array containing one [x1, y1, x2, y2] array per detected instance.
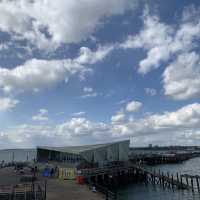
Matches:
[[118, 157, 200, 200], [118, 183, 200, 200]]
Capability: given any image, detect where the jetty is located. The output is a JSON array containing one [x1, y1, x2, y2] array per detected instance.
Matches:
[[81, 163, 200, 197]]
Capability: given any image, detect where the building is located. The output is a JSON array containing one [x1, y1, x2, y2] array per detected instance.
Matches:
[[37, 140, 130, 166]]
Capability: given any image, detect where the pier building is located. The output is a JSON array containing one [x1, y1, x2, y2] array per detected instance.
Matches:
[[37, 140, 129, 165]]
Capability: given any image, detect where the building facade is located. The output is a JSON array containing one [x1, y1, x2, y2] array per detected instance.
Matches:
[[37, 140, 130, 165]]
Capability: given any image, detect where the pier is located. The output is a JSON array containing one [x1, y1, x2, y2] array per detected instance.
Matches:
[[81, 163, 200, 197]]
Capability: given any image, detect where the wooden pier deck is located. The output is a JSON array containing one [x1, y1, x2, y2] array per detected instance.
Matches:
[[81, 163, 200, 194]]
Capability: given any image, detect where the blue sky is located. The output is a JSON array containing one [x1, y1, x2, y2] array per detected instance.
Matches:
[[0, 0, 200, 148]]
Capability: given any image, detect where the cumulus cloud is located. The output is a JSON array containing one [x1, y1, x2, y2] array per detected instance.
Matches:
[[0, 58, 85, 93], [120, 11, 173, 74], [1, 103, 200, 147], [112, 100, 142, 123], [120, 6, 200, 100], [0, 0, 135, 50], [0, 45, 112, 94], [32, 109, 49, 121], [0, 118, 111, 148], [75, 45, 114, 65], [111, 111, 125, 123], [163, 52, 200, 100], [56, 118, 109, 138], [126, 101, 143, 112], [111, 103, 200, 143], [0, 97, 19, 112]]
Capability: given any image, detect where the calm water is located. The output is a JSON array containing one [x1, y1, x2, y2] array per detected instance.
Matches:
[[0, 149, 36, 163], [118, 157, 200, 200]]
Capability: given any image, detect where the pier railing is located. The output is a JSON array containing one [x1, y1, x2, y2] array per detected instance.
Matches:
[[0, 182, 46, 200]]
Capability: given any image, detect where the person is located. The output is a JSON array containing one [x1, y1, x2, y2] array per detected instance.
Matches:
[[50, 167, 54, 177], [92, 185, 96, 192], [34, 166, 38, 173], [1, 160, 5, 168]]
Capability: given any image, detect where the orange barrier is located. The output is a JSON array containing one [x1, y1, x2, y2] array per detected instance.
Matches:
[[76, 175, 85, 184]]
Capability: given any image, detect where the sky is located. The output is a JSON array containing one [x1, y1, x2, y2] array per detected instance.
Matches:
[[0, 0, 200, 148]]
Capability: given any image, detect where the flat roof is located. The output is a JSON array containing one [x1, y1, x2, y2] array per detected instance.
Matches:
[[37, 140, 129, 155]]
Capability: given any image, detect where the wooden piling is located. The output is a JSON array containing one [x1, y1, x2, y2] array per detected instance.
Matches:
[[186, 175, 189, 189], [180, 175, 183, 189], [161, 172, 165, 188], [191, 177, 194, 192], [176, 173, 179, 184], [196, 176, 200, 192], [167, 172, 170, 188], [171, 174, 174, 190], [153, 169, 156, 185]]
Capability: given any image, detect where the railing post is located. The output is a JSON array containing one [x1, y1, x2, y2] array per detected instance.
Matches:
[[44, 180, 47, 200]]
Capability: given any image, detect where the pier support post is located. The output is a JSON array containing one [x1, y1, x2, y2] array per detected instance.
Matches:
[[196, 176, 200, 192], [180, 175, 183, 189], [171, 174, 174, 191], [191, 177, 194, 192], [167, 172, 170, 188], [186, 176, 189, 189], [176, 173, 179, 184]]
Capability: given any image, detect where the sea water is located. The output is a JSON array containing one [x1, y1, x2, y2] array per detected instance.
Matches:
[[118, 157, 200, 200]]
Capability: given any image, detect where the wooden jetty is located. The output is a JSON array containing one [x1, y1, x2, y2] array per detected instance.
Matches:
[[81, 163, 200, 197], [0, 182, 46, 200]]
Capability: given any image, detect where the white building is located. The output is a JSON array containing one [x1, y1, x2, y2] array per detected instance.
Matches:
[[37, 140, 130, 165]]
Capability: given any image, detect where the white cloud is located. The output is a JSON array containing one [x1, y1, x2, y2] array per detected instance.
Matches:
[[126, 101, 143, 112], [120, 8, 200, 74], [0, 59, 84, 93], [0, 97, 19, 112], [71, 111, 86, 117], [0, 0, 135, 50], [111, 103, 200, 144], [0, 45, 112, 94], [120, 7, 200, 100], [111, 112, 125, 123], [163, 52, 200, 100], [32, 109, 49, 121], [1, 103, 200, 147], [81, 86, 98, 98], [144, 88, 157, 96], [75, 45, 114, 65], [56, 118, 109, 138], [81, 93, 98, 99], [83, 87, 93, 93], [120, 12, 173, 74], [112, 100, 142, 123]]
